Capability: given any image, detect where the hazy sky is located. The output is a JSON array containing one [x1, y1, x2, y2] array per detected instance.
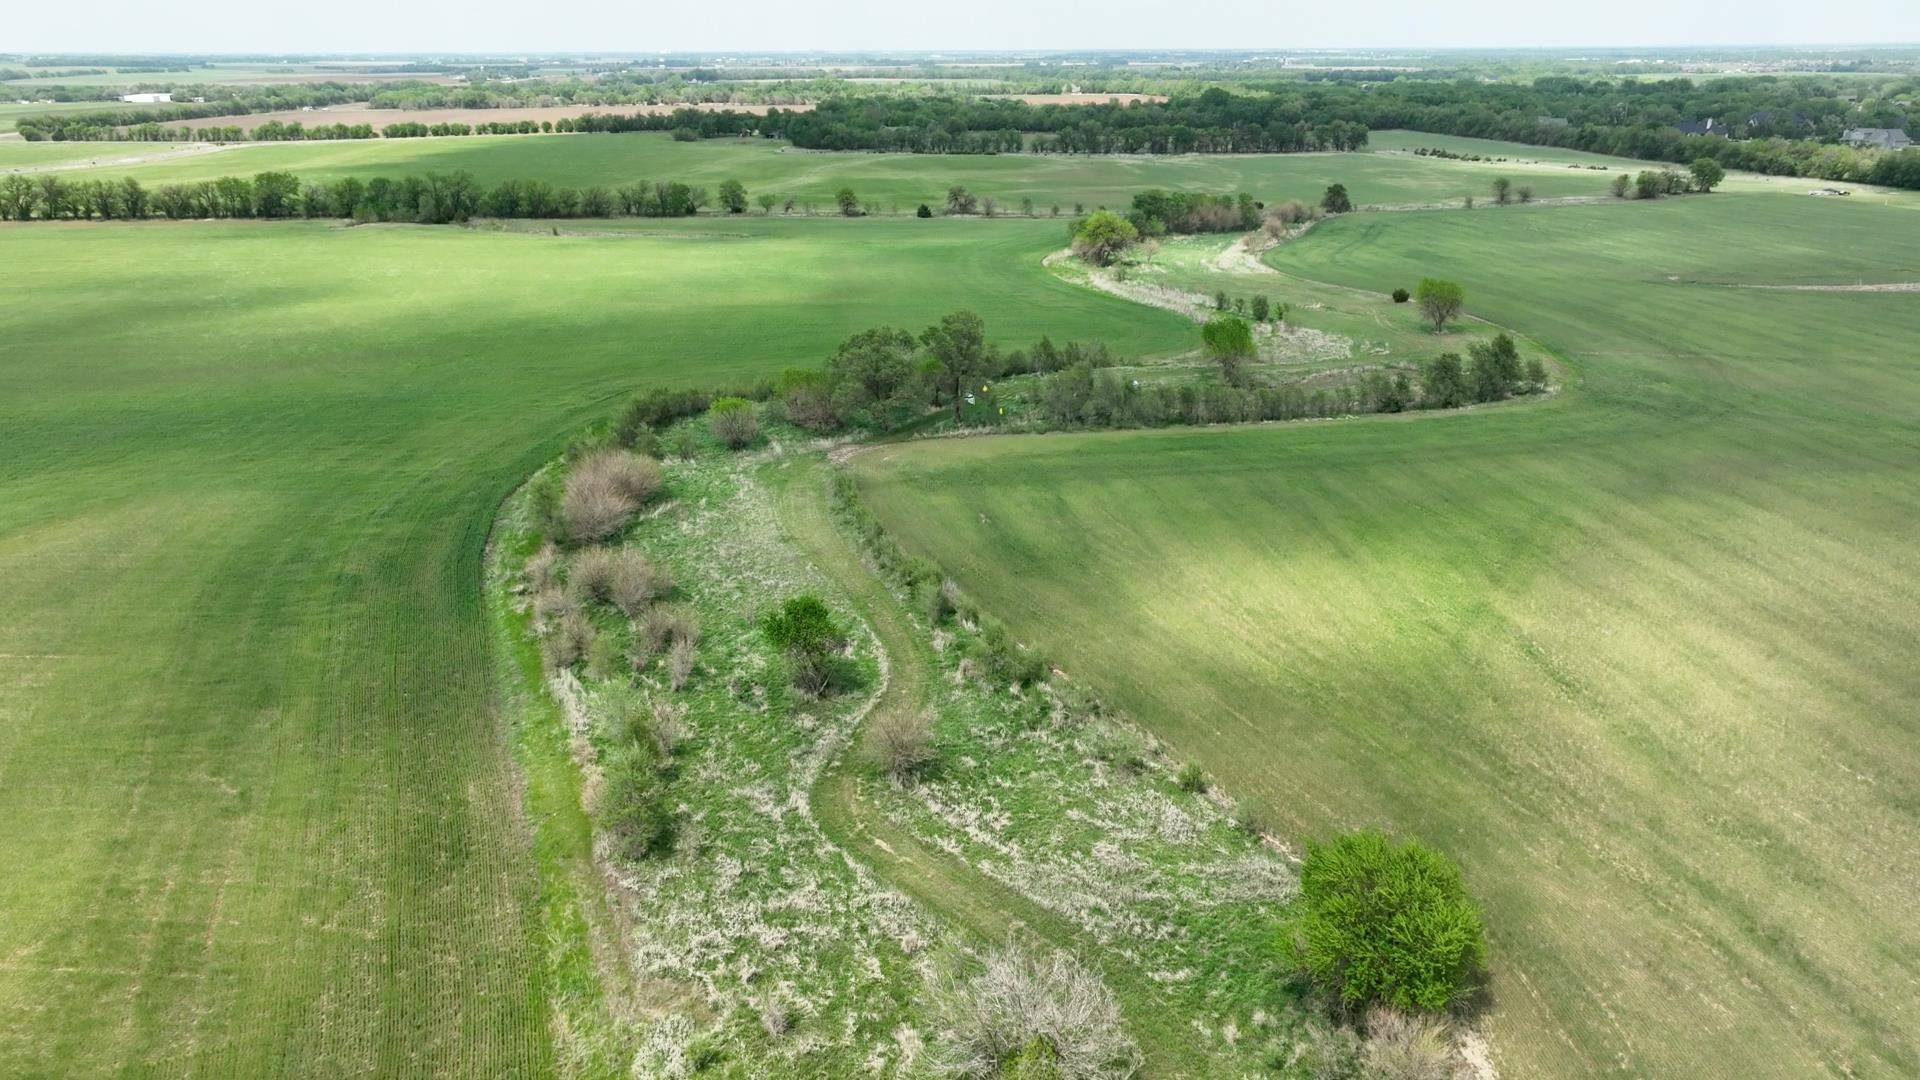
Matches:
[[11, 0, 1920, 55]]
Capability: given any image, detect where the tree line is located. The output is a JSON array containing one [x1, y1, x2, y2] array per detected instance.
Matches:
[[13, 85, 366, 140], [775, 90, 1369, 154], [0, 169, 755, 223]]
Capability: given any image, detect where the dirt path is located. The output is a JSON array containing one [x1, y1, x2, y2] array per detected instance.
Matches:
[[769, 456, 1214, 1078], [1, 143, 238, 175], [1719, 281, 1920, 293]]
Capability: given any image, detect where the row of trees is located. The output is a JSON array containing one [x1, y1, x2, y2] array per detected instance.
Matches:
[[1606, 158, 1725, 199], [0, 169, 758, 223], [13, 84, 364, 140], [775, 91, 1369, 154]]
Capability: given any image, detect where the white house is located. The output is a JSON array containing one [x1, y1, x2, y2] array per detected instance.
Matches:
[[120, 92, 173, 104]]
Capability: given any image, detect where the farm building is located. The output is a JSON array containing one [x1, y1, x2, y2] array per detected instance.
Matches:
[[119, 92, 173, 104]]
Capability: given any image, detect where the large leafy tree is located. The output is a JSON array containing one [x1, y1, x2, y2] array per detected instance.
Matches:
[[1414, 278, 1465, 332], [1069, 210, 1139, 266], [921, 310, 990, 422], [1287, 831, 1485, 1014], [1201, 314, 1256, 386]]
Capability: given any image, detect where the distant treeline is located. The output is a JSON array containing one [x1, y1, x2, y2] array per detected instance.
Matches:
[[0, 169, 734, 223], [12, 85, 366, 138], [776, 91, 1371, 153]]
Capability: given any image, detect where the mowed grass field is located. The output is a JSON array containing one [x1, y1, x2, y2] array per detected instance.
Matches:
[[7, 129, 1629, 209], [852, 193, 1920, 1077], [0, 216, 1190, 1075]]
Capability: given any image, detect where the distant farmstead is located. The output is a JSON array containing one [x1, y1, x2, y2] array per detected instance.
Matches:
[[1673, 118, 1732, 138], [120, 92, 173, 104], [1842, 128, 1914, 151]]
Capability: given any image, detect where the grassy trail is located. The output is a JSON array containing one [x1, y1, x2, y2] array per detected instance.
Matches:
[[769, 456, 1225, 1078]]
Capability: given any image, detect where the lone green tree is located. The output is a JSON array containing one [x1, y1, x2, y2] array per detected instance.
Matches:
[[1320, 183, 1353, 214], [1414, 278, 1465, 332], [1689, 158, 1726, 192], [1491, 177, 1512, 205], [1422, 352, 1469, 408], [1069, 210, 1139, 266], [1201, 314, 1256, 387], [718, 179, 748, 214], [761, 594, 844, 696], [1287, 830, 1484, 1013], [756, 193, 777, 214], [921, 310, 991, 422], [836, 187, 862, 216]]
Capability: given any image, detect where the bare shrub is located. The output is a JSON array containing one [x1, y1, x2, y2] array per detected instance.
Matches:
[[571, 546, 671, 617], [633, 603, 700, 670], [577, 448, 662, 505], [668, 636, 697, 691], [649, 700, 691, 756], [531, 585, 577, 627], [541, 608, 592, 671], [561, 472, 634, 544], [758, 996, 790, 1038], [1362, 1008, 1454, 1080], [561, 450, 662, 543], [523, 541, 560, 593], [568, 546, 622, 602], [868, 709, 936, 783], [609, 551, 672, 616], [928, 943, 1141, 1079]]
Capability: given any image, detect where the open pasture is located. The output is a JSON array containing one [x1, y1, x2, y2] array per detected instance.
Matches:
[[22, 129, 1628, 209], [0, 215, 1188, 1075], [852, 192, 1920, 1077]]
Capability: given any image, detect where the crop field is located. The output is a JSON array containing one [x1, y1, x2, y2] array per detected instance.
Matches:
[[851, 191, 1920, 1077], [0, 215, 1189, 1074], [17, 129, 1633, 209], [8, 123, 1919, 1078]]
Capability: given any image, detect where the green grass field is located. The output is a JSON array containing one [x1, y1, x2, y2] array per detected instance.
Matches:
[[851, 191, 1920, 1076], [7, 129, 1631, 209], [9, 128, 1920, 1077], [0, 215, 1189, 1075]]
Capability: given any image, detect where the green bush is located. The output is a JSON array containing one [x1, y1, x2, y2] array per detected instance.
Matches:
[[599, 741, 676, 860], [1391, 288, 1410, 303], [708, 396, 760, 449], [1288, 830, 1484, 1013], [1176, 763, 1208, 793], [761, 593, 844, 695]]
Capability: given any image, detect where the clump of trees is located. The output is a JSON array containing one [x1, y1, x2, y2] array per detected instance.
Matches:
[[1286, 830, 1485, 1014], [1125, 188, 1259, 235], [0, 168, 748, 223]]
